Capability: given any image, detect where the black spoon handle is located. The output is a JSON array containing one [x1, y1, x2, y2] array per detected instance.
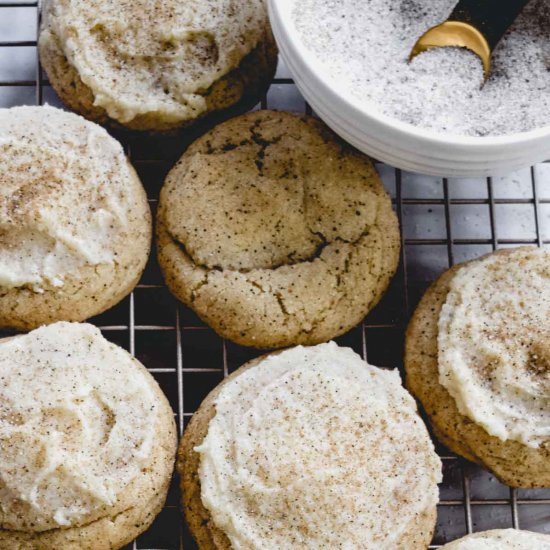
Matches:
[[449, 0, 531, 50]]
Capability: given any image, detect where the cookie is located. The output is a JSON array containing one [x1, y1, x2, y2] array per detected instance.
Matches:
[[405, 246, 550, 488], [178, 342, 442, 549], [0, 322, 177, 550], [440, 529, 550, 549], [39, 0, 277, 132], [0, 105, 151, 330], [157, 110, 400, 348]]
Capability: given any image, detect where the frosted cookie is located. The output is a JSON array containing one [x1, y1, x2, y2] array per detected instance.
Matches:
[[440, 529, 550, 549], [0, 105, 151, 330], [39, 0, 277, 132], [178, 342, 442, 549], [157, 111, 400, 348], [0, 322, 177, 550], [405, 247, 550, 487]]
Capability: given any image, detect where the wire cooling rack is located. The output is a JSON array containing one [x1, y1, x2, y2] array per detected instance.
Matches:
[[1, 2, 550, 548]]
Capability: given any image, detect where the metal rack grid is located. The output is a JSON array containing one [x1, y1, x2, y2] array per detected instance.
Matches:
[[1, 2, 550, 548]]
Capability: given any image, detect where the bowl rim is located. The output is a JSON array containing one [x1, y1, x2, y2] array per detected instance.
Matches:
[[269, 0, 550, 149]]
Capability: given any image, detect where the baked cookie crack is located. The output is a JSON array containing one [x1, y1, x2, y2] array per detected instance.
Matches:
[[157, 111, 400, 347], [249, 124, 281, 175], [247, 278, 291, 322], [169, 226, 371, 274]]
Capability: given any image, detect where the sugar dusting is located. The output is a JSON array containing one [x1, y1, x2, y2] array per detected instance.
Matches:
[[293, 0, 550, 136], [196, 343, 442, 548]]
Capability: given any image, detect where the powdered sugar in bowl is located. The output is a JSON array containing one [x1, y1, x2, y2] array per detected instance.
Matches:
[[268, 0, 550, 177]]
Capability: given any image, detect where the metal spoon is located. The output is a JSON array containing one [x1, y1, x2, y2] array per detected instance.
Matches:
[[409, 0, 531, 81]]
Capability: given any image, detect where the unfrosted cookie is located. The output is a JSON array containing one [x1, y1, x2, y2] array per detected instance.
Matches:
[[157, 110, 400, 348], [0, 322, 177, 550], [0, 105, 151, 330], [178, 342, 442, 549], [440, 529, 550, 549], [405, 246, 550, 487], [39, 0, 277, 132]]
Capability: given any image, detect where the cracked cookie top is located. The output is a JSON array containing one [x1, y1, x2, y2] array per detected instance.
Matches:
[[0, 105, 147, 293], [157, 111, 400, 348], [0, 322, 160, 532], [161, 110, 384, 271]]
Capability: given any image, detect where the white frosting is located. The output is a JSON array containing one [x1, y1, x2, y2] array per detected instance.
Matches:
[[438, 247, 550, 448], [0, 105, 132, 291], [42, 0, 268, 124], [0, 322, 158, 531], [196, 342, 442, 549], [441, 529, 550, 549]]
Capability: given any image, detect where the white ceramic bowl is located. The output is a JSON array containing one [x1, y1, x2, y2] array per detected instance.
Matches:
[[268, 0, 550, 177]]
